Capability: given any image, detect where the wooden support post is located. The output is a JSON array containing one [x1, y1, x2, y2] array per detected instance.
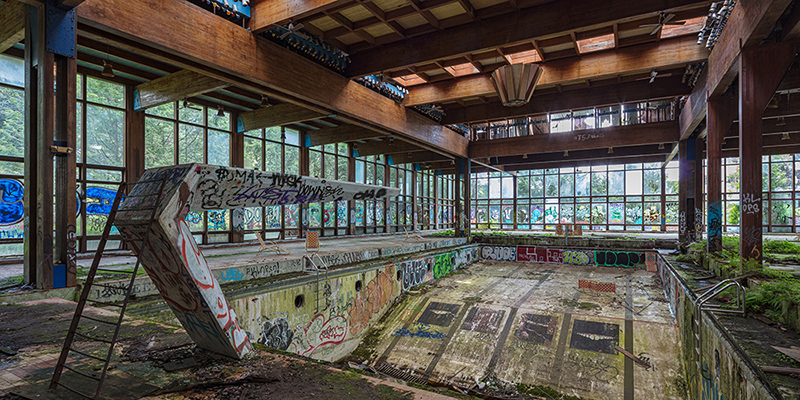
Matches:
[[660, 165, 666, 232], [229, 111, 244, 243], [706, 97, 735, 252], [411, 169, 418, 231], [24, 4, 56, 289], [298, 131, 310, 239], [454, 157, 470, 237], [53, 55, 77, 287], [125, 87, 146, 183], [347, 143, 356, 236], [677, 139, 695, 245], [694, 134, 705, 241], [738, 42, 796, 268], [23, 5, 39, 287]]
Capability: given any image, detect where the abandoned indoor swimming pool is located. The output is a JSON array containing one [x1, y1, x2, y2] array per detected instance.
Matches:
[[2, 232, 798, 400]]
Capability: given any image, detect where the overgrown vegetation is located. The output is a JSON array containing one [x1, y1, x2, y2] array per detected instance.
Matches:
[[428, 230, 455, 237], [747, 278, 800, 320]]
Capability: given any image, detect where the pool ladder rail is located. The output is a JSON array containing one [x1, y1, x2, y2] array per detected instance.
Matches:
[[49, 176, 169, 400], [303, 253, 330, 313], [692, 279, 746, 371]]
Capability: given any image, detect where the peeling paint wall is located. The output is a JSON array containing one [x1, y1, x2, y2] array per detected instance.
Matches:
[[230, 246, 479, 362], [657, 255, 775, 400]]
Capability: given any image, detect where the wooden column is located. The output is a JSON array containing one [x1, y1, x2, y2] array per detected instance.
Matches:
[[738, 42, 796, 268], [706, 97, 735, 252], [660, 166, 666, 232], [298, 131, 309, 238], [454, 157, 470, 237], [382, 156, 389, 233], [433, 173, 439, 230], [677, 138, 696, 246], [53, 55, 77, 287], [693, 134, 705, 241], [347, 143, 356, 235], [411, 168, 418, 231], [229, 112, 244, 243], [23, 5, 56, 289]]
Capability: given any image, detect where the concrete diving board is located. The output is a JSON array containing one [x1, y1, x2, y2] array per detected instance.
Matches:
[[114, 164, 400, 358]]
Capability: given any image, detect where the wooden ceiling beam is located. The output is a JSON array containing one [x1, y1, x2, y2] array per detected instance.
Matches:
[[492, 144, 669, 167], [133, 69, 230, 111], [469, 121, 679, 159], [76, 0, 468, 158], [249, 0, 345, 33], [346, 0, 712, 77], [442, 75, 690, 124], [678, 0, 792, 140], [237, 103, 324, 132], [306, 124, 387, 146], [388, 151, 453, 164], [355, 140, 422, 156], [404, 36, 706, 106], [501, 154, 668, 172], [0, 0, 26, 54]]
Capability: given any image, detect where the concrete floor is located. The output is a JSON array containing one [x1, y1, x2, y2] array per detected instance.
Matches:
[[368, 260, 685, 400]]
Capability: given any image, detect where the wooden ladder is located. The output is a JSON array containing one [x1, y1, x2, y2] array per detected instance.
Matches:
[[49, 176, 167, 399]]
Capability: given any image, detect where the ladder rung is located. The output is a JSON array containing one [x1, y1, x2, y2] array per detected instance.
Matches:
[[80, 315, 119, 326], [91, 283, 127, 291], [85, 299, 123, 308], [95, 268, 136, 274], [73, 331, 113, 344], [56, 381, 96, 398], [62, 364, 101, 381], [69, 347, 107, 362]]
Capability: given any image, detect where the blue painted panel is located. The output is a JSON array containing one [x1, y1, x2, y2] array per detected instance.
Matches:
[[0, 179, 24, 226], [85, 187, 118, 215]]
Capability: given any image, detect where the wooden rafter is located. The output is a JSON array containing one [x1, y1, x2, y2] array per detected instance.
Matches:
[[404, 36, 707, 106], [678, 0, 793, 140], [77, 0, 468, 158], [237, 103, 323, 132], [306, 124, 387, 146], [0, 0, 26, 54], [133, 70, 230, 111], [346, 0, 711, 77], [441, 75, 691, 124]]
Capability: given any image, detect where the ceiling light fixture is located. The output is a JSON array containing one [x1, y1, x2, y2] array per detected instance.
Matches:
[[608, 147, 614, 154], [658, 143, 665, 150], [490, 63, 544, 107], [563, 150, 569, 157], [783, 132, 791, 141], [768, 95, 780, 109], [522, 154, 528, 159], [216, 105, 225, 117], [101, 60, 115, 78], [777, 116, 786, 126], [260, 95, 270, 108]]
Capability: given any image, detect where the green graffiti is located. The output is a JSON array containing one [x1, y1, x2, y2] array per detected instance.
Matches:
[[433, 252, 455, 278]]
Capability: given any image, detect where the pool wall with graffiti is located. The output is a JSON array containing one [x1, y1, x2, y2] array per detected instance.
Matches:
[[480, 245, 656, 269], [225, 246, 478, 362], [656, 254, 775, 400]]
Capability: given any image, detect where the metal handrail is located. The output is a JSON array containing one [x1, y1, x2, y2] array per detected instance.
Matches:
[[697, 279, 746, 315], [303, 253, 329, 313]]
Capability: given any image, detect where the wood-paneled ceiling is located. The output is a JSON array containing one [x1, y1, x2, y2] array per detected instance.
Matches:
[[251, 0, 715, 124]]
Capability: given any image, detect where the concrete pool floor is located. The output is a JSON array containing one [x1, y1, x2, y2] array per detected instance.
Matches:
[[365, 260, 685, 400]]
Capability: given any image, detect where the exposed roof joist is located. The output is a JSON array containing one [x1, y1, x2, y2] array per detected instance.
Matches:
[[404, 36, 707, 106], [76, 0, 468, 158], [442, 76, 690, 124], [133, 70, 230, 111], [678, 0, 793, 140], [0, 0, 26, 54], [346, 0, 712, 77]]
